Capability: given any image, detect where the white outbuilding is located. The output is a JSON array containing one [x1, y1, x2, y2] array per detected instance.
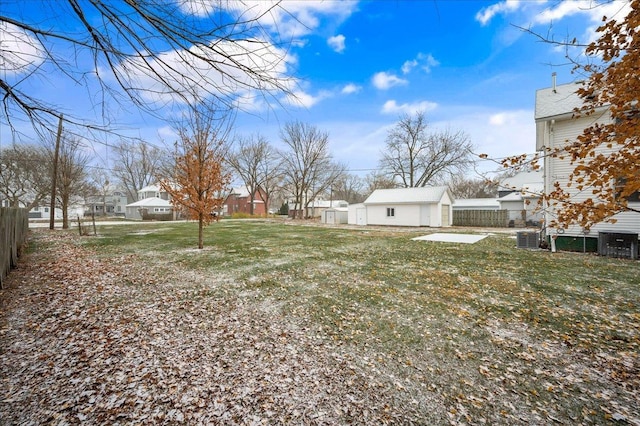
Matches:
[[351, 186, 454, 227]]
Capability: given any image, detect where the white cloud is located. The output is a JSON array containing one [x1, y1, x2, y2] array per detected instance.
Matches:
[[341, 83, 361, 94], [475, 0, 523, 26], [108, 38, 294, 107], [372, 72, 408, 90], [328, 34, 346, 53], [430, 108, 534, 173], [381, 100, 438, 115], [402, 53, 440, 74], [401, 59, 418, 75], [179, 1, 359, 39], [0, 22, 45, 76], [284, 90, 331, 108]]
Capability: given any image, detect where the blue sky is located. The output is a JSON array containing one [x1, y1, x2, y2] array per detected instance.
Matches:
[[0, 0, 632, 179]]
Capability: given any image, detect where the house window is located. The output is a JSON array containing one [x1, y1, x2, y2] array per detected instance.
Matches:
[[386, 207, 395, 217], [616, 177, 640, 203]]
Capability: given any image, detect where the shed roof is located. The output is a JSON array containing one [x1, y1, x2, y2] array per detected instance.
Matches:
[[364, 186, 451, 204]]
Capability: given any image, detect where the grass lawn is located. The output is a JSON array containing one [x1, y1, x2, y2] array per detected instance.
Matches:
[[1, 219, 638, 424]]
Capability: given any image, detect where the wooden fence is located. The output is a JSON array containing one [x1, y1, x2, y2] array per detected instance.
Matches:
[[453, 210, 509, 227], [1, 208, 29, 289]]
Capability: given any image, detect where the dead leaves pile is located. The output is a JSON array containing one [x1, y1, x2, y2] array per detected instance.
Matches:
[[1, 230, 639, 425], [1, 232, 439, 424]]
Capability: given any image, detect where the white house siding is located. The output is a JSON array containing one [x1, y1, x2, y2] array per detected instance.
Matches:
[[420, 204, 431, 226], [367, 204, 422, 227], [348, 203, 365, 225], [501, 200, 525, 221], [542, 113, 640, 236]]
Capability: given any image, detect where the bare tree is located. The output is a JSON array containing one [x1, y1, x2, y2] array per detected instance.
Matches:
[[364, 170, 397, 196], [0, 144, 51, 209], [379, 111, 474, 187], [50, 136, 91, 229], [227, 134, 281, 215], [448, 175, 497, 199], [331, 173, 365, 204], [1, 1, 294, 137], [280, 121, 344, 218], [112, 139, 163, 202]]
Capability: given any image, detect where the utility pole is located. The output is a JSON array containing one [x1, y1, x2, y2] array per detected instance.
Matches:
[[49, 114, 63, 230]]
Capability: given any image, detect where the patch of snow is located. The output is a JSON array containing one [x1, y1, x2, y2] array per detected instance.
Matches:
[[412, 233, 488, 244]]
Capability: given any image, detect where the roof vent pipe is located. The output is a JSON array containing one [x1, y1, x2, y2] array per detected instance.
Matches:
[[552, 72, 557, 93]]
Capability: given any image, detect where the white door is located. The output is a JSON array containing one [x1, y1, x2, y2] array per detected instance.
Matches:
[[356, 208, 367, 225], [326, 210, 335, 224]]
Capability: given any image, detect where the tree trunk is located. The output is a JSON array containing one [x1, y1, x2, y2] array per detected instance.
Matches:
[[62, 194, 69, 229], [198, 213, 204, 249]]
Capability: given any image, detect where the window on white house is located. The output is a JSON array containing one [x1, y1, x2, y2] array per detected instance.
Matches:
[[386, 207, 395, 217]]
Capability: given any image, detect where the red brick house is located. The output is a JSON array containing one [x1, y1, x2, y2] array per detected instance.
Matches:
[[222, 186, 267, 216]]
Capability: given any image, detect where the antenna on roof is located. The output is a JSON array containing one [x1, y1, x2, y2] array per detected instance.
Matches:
[[552, 72, 557, 93]]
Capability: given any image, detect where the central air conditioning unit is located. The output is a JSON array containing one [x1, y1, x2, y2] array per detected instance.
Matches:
[[516, 231, 540, 249], [598, 232, 638, 260]]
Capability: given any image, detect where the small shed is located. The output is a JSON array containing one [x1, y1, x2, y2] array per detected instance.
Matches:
[[125, 197, 174, 220], [321, 207, 348, 224], [358, 186, 454, 227]]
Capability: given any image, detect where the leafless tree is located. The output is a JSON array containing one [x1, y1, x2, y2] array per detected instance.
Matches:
[[227, 134, 282, 215], [112, 139, 164, 202], [364, 171, 397, 196], [447, 175, 497, 199], [280, 121, 344, 218], [49, 135, 92, 229], [0, 144, 51, 210], [331, 173, 365, 204], [379, 111, 475, 187], [1, 1, 294, 137]]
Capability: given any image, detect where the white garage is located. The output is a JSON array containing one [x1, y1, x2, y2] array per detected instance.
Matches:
[[350, 186, 454, 227]]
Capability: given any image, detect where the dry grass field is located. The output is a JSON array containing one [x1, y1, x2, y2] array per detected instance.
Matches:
[[1, 220, 638, 424]]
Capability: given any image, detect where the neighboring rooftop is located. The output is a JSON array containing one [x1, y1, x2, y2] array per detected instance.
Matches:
[[364, 186, 450, 204]]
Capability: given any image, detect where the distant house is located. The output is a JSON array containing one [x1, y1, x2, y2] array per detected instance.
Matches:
[[535, 79, 640, 253], [125, 184, 174, 220], [350, 186, 453, 227], [222, 186, 267, 216], [84, 188, 128, 217], [451, 171, 544, 228], [497, 170, 544, 198], [497, 170, 544, 226], [452, 198, 500, 211]]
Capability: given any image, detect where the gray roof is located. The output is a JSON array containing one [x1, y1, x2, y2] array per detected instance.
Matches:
[[535, 81, 588, 121], [364, 186, 451, 204]]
